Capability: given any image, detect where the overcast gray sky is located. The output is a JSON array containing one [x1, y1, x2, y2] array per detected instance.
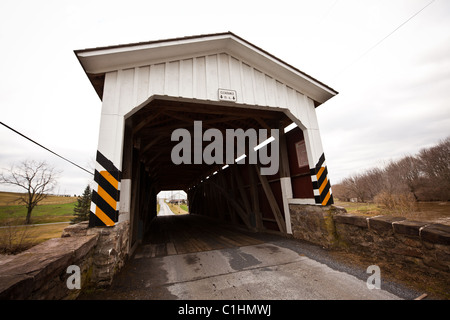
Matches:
[[1, 0, 449, 196]]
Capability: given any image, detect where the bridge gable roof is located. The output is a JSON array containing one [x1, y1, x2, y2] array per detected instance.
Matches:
[[75, 32, 337, 106]]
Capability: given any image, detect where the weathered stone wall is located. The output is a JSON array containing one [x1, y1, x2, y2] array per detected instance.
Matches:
[[0, 220, 130, 299], [0, 234, 98, 299], [333, 214, 450, 276], [62, 220, 130, 287], [289, 204, 346, 248], [289, 204, 450, 279]]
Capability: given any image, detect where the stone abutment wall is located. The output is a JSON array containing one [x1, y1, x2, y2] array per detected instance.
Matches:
[[0, 221, 129, 299], [289, 204, 450, 280]]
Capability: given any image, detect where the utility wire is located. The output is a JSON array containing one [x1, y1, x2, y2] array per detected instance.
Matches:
[[334, 0, 436, 79], [0, 121, 94, 176]]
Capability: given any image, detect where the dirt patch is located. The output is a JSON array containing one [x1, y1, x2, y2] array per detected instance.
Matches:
[[407, 202, 450, 225], [328, 248, 450, 300], [336, 200, 450, 226]]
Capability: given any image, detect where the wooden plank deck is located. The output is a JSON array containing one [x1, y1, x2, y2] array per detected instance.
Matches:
[[135, 214, 263, 258]]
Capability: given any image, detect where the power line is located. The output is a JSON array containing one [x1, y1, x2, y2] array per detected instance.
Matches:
[[334, 0, 436, 79], [0, 121, 94, 176], [319, 0, 339, 24]]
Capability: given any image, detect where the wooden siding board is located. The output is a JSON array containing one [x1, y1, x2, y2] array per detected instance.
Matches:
[[205, 55, 219, 100], [166, 61, 180, 97], [194, 56, 207, 99], [149, 63, 165, 95], [265, 75, 277, 107], [276, 80, 288, 109], [119, 68, 135, 115], [241, 62, 255, 105], [229, 56, 243, 103], [218, 53, 231, 90], [136, 66, 150, 106], [180, 59, 193, 98], [253, 69, 266, 106]]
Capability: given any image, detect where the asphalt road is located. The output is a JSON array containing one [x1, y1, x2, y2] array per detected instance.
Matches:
[[158, 199, 175, 216], [140, 242, 401, 300], [79, 224, 421, 300]]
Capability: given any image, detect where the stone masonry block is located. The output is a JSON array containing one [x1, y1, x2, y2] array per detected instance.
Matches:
[[368, 216, 406, 233], [421, 224, 450, 245], [61, 221, 89, 237], [392, 220, 428, 237], [334, 214, 368, 228]]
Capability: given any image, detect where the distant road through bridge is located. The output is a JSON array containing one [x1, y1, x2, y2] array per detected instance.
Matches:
[[158, 198, 176, 216]]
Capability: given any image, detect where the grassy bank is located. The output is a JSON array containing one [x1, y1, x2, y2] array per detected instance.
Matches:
[[168, 203, 188, 215], [334, 200, 385, 216], [335, 200, 450, 224]]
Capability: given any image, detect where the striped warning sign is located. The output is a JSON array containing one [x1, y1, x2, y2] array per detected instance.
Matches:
[[310, 153, 333, 206], [89, 151, 121, 227]]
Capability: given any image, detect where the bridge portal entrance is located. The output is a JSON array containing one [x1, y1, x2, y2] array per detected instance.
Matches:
[[75, 32, 338, 255]]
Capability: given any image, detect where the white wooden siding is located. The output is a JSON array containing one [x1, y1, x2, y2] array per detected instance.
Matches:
[[98, 52, 325, 169], [102, 53, 317, 129]]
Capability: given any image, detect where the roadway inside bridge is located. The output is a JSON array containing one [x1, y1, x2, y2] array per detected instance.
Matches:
[[116, 99, 414, 300], [79, 214, 415, 300], [157, 198, 175, 216], [123, 98, 296, 240]]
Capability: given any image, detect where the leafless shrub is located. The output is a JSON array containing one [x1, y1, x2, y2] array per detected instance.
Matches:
[[374, 191, 418, 215], [0, 218, 37, 254]]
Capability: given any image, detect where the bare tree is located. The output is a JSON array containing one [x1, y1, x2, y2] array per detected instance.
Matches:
[[359, 168, 385, 200], [416, 137, 450, 201], [331, 183, 352, 202], [0, 160, 59, 224], [340, 174, 369, 202], [334, 136, 450, 203]]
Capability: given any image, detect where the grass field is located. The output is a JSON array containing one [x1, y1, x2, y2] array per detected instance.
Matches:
[[0, 191, 77, 206], [0, 202, 77, 224], [0, 191, 77, 253], [0, 192, 77, 225]]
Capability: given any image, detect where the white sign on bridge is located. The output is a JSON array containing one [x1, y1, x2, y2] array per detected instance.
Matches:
[[218, 89, 237, 102]]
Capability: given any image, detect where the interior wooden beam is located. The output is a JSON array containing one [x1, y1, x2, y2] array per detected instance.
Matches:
[[253, 164, 286, 234], [248, 164, 263, 231], [132, 109, 163, 135], [206, 179, 254, 231], [231, 165, 253, 225], [139, 135, 165, 155]]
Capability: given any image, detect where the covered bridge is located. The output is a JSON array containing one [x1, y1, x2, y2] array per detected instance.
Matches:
[[75, 32, 338, 252]]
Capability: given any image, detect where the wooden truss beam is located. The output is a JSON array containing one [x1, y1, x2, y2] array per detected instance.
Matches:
[[254, 164, 286, 234]]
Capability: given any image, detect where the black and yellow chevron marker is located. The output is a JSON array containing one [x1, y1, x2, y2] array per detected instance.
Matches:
[[89, 151, 121, 227], [310, 153, 334, 206]]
